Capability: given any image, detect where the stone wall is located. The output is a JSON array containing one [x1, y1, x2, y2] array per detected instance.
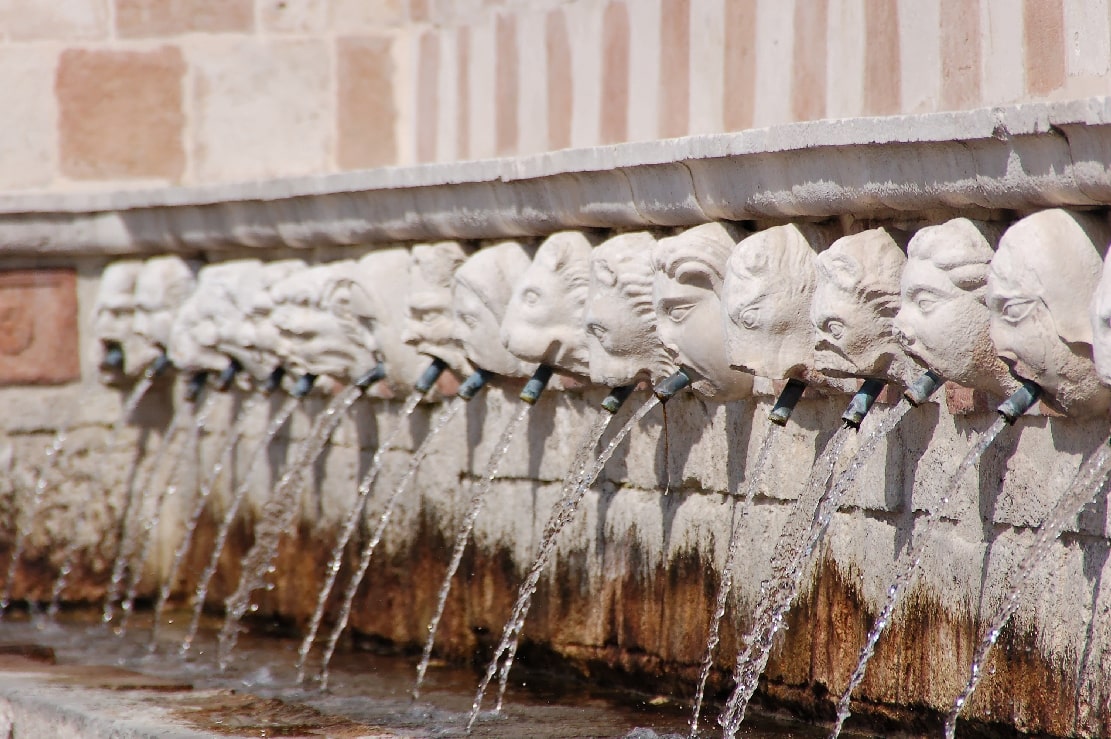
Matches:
[[4, 0, 1111, 191]]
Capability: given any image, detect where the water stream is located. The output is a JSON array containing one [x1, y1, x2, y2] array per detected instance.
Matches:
[[313, 396, 467, 689], [0, 428, 69, 617], [103, 405, 192, 625], [179, 395, 300, 655], [294, 390, 424, 682], [412, 402, 532, 700], [216, 386, 364, 669], [943, 438, 1111, 739], [688, 422, 780, 737], [720, 401, 913, 736], [828, 414, 1009, 739], [467, 396, 660, 732], [149, 393, 261, 648]]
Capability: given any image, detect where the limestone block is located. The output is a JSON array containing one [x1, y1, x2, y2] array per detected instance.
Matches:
[[337, 36, 399, 170], [116, 0, 252, 36], [329, 0, 407, 29], [188, 39, 331, 182], [260, 0, 326, 32], [0, 47, 56, 190], [57, 47, 185, 181], [0, 0, 108, 40]]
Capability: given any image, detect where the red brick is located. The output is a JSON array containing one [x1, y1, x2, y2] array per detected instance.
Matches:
[[723, 0, 757, 132], [116, 0, 252, 37], [600, 1, 630, 144], [659, 0, 690, 138], [57, 47, 185, 181], [457, 26, 471, 160], [944, 383, 992, 416], [547, 9, 573, 151], [0, 270, 79, 386], [496, 14, 519, 155], [338, 36, 399, 169], [1024, 0, 1066, 95]]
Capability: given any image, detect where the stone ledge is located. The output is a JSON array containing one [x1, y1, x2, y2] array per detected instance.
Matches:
[[3, 98, 1111, 255]]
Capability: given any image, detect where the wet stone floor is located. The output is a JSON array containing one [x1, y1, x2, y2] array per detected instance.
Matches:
[[0, 608, 845, 738]]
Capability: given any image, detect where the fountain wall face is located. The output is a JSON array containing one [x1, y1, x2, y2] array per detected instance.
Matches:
[[168, 260, 261, 376], [217, 259, 306, 384], [404, 241, 473, 377], [91, 259, 143, 381], [652, 222, 754, 401], [453, 241, 537, 378], [500, 231, 597, 377], [721, 223, 841, 387], [130, 256, 198, 372], [348, 249, 424, 393], [584, 232, 676, 387], [987, 209, 1111, 416], [893, 219, 1017, 398], [811, 228, 918, 386]]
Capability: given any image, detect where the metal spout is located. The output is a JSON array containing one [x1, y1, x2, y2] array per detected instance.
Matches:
[[184, 371, 209, 402], [997, 380, 1042, 425], [653, 368, 692, 403], [355, 363, 387, 389], [216, 358, 241, 392], [150, 352, 172, 377], [458, 369, 494, 401], [600, 385, 635, 414], [904, 369, 944, 407], [103, 342, 124, 371], [415, 357, 449, 394], [769, 378, 808, 426], [263, 366, 286, 395], [842, 379, 887, 429], [520, 365, 554, 405], [292, 373, 317, 399]]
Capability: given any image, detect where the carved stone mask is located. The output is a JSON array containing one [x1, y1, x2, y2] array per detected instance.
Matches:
[[653, 222, 753, 401], [345, 248, 425, 389], [811, 228, 918, 385], [584, 232, 676, 387], [988, 209, 1111, 415], [270, 262, 378, 382], [131, 256, 198, 373], [92, 260, 143, 379], [722, 223, 838, 382], [169, 260, 261, 375], [454, 241, 537, 377], [893, 219, 1017, 397], [404, 241, 473, 375], [501, 231, 596, 377], [217, 259, 305, 381]]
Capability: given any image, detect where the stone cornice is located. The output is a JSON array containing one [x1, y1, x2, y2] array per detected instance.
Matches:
[[4, 98, 1111, 256]]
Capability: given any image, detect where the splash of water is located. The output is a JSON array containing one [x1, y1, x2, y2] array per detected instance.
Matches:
[[720, 401, 913, 736], [148, 393, 261, 650], [943, 439, 1111, 739], [216, 386, 363, 669], [828, 415, 1009, 739], [294, 391, 424, 682], [0, 428, 69, 618], [179, 395, 299, 655], [103, 405, 191, 625], [412, 403, 532, 700], [466, 397, 658, 732], [119, 391, 219, 634], [688, 422, 780, 737], [316, 397, 466, 690]]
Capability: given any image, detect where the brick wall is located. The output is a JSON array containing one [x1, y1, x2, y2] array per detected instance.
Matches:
[[2, 0, 1108, 191]]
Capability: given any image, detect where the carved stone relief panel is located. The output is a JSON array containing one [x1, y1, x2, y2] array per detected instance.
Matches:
[[0, 269, 79, 386], [454, 240, 537, 377]]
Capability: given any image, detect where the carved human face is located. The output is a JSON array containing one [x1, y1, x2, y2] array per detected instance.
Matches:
[[892, 221, 1015, 396], [811, 229, 915, 384], [653, 225, 752, 400], [403, 242, 471, 374], [454, 281, 523, 376], [271, 262, 378, 382], [92, 260, 142, 378], [131, 256, 197, 371], [169, 260, 260, 374], [988, 210, 1111, 414], [218, 260, 304, 380], [453, 241, 534, 377], [500, 232, 593, 376], [584, 233, 675, 387], [352, 249, 424, 388], [722, 224, 832, 381]]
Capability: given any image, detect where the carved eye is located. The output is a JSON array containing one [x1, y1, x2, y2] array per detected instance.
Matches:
[[421, 311, 439, 324], [1000, 298, 1037, 324], [822, 319, 845, 340], [522, 288, 541, 307], [459, 313, 479, 329], [667, 304, 693, 323], [739, 308, 759, 330], [587, 322, 608, 341], [915, 296, 937, 314]]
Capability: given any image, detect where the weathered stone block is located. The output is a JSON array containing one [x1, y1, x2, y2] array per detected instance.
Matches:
[[0, 0, 108, 40], [115, 0, 252, 37], [0, 270, 80, 386], [337, 35, 399, 169], [57, 47, 185, 181], [0, 47, 56, 190]]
